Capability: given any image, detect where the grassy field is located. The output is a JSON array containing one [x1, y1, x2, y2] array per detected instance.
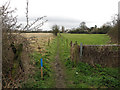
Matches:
[[61, 33, 111, 45], [59, 36, 120, 88], [21, 33, 54, 52], [21, 33, 56, 88], [21, 33, 119, 88]]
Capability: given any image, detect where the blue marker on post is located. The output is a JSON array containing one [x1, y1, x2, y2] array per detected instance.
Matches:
[[41, 58, 43, 78], [41, 58, 43, 67]]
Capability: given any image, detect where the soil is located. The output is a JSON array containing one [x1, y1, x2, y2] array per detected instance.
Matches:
[[53, 38, 66, 88]]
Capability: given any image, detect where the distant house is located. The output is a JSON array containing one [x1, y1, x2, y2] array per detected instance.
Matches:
[[65, 29, 69, 33]]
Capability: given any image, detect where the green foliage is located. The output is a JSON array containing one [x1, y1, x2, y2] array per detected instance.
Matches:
[[79, 22, 88, 30], [59, 35, 120, 88], [69, 28, 89, 34], [22, 38, 58, 88], [108, 24, 118, 43], [22, 51, 53, 88], [68, 22, 111, 34], [52, 25, 59, 36], [22, 35, 119, 88], [91, 25, 112, 34], [65, 58, 76, 68]]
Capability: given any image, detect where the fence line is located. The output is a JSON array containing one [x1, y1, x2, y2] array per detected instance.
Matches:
[[70, 41, 120, 67], [84, 45, 120, 46]]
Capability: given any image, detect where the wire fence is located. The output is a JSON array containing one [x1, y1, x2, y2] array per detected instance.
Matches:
[[70, 41, 120, 67]]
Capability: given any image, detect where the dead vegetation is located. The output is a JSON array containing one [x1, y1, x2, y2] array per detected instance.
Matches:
[[1, 2, 35, 88], [21, 33, 54, 53], [2, 33, 34, 88], [70, 41, 120, 67], [0, 2, 52, 88], [0, 0, 51, 87]]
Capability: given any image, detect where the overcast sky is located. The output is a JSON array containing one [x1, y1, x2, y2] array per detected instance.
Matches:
[[1, 0, 120, 30]]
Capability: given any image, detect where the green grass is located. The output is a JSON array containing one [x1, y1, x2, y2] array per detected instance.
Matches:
[[22, 38, 58, 88], [22, 34, 119, 88], [58, 35, 120, 88], [61, 33, 111, 45]]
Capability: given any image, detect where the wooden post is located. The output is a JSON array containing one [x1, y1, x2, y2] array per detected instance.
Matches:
[[48, 38, 50, 46], [80, 43, 83, 57], [70, 41, 72, 47], [41, 58, 43, 79], [41, 67, 43, 79], [70, 41, 73, 61], [74, 41, 78, 64]]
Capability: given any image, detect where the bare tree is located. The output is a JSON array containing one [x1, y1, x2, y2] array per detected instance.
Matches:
[[26, 0, 29, 31], [1, 2, 24, 88], [1, 0, 48, 88], [111, 14, 118, 26], [1, 2, 19, 32], [23, 0, 48, 31]]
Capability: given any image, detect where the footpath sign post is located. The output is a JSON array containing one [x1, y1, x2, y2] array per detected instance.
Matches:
[[41, 58, 43, 79]]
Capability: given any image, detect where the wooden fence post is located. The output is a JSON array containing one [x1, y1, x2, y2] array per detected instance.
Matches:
[[80, 43, 83, 57], [70, 41, 72, 47], [74, 41, 79, 64], [41, 58, 43, 79], [79, 43, 83, 62], [48, 38, 50, 46], [70, 41, 73, 62]]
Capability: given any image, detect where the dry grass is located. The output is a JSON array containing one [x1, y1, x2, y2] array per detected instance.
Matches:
[[21, 33, 54, 53], [2, 32, 32, 88], [2, 32, 55, 88]]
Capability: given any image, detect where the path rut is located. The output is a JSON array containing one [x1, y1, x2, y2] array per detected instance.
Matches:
[[53, 37, 66, 88]]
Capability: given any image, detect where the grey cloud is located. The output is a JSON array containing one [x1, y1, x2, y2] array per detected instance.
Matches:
[[17, 16, 93, 29], [46, 16, 82, 29], [18, 16, 81, 23], [46, 16, 81, 23]]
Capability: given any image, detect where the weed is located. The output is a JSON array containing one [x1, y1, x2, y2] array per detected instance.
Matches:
[[59, 35, 120, 88], [22, 38, 57, 88]]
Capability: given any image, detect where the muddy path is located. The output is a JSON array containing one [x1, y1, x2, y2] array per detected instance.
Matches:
[[53, 37, 66, 88]]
